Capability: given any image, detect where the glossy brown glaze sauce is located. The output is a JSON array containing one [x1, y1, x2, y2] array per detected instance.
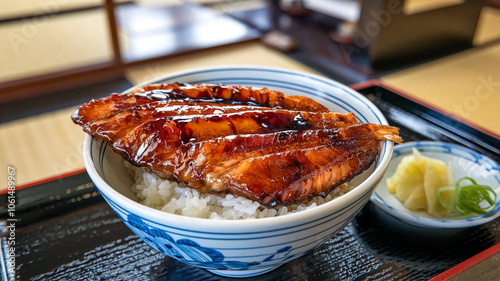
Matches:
[[72, 83, 402, 206]]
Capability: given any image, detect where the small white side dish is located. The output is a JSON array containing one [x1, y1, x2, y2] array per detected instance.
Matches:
[[371, 141, 500, 228]]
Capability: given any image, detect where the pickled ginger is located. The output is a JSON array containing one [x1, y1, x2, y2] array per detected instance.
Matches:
[[387, 148, 454, 217]]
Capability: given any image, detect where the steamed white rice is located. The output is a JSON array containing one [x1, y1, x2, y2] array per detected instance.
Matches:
[[127, 162, 353, 220]]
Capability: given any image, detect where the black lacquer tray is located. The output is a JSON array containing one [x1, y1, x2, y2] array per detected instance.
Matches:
[[1, 83, 499, 281]]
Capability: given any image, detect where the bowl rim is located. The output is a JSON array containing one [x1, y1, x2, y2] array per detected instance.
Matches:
[[83, 65, 394, 231], [370, 140, 500, 228]]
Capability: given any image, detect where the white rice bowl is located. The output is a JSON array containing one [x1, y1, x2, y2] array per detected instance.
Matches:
[[126, 162, 354, 220], [83, 66, 395, 277]]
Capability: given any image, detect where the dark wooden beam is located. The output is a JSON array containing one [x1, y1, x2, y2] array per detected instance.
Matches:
[[0, 62, 122, 103], [104, 0, 123, 67]]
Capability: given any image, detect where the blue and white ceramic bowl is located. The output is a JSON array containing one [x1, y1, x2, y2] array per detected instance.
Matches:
[[371, 141, 500, 228], [83, 66, 394, 277]]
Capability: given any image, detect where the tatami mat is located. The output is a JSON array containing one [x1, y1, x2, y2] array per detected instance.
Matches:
[[0, 0, 101, 20], [381, 42, 500, 138], [474, 7, 500, 46], [0, 0, 132, 20], [0, 8, 113, 83], [0, 107, 86, 189]]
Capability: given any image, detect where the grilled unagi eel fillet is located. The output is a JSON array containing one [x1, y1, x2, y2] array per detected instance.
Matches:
[[130, 83, 330, 113], [72, 83, 402, 206]]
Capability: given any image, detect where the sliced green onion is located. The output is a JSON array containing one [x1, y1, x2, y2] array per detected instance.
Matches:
[[435, 185, 457, 210], [435, 176, 497, 216]]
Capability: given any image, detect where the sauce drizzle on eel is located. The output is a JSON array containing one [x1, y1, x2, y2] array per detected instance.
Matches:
[[72, 83, 402, 206]]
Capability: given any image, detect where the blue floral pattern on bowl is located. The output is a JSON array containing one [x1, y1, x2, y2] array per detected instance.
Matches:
[[104, 193, 299, 271], [83, 66, 395, 277]]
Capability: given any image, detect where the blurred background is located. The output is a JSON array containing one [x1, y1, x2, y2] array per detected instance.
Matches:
[[1, 0, 500, 188], [1, 0, 499, 109]]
